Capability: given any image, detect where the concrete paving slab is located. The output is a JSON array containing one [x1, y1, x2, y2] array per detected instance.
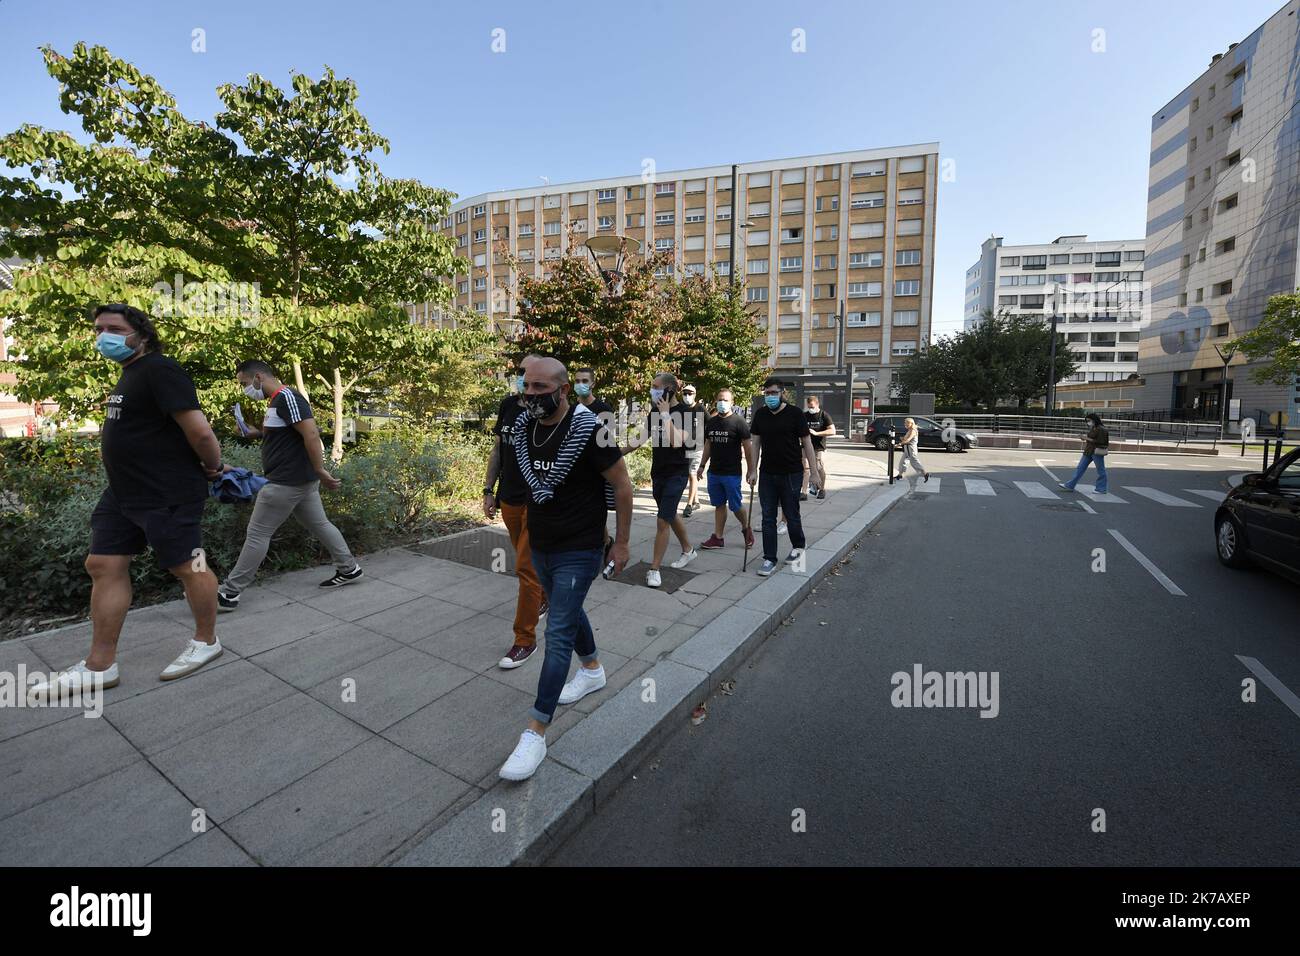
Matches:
[[354, 595, 480, 644], [308, 645, 477, 733], [0, 712, 141, 821], [213, 601, 341, 656], [149, 827, 258, 866], [249, 622, 401, 691]]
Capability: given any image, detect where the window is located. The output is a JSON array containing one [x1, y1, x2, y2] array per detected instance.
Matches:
[[998, 295, 1018, 306], [814, 283, 835, 299], [749, 202, 770, 217], [847, 311, 881, 327], [780, 227, 802, 243], [815, 195, 839, 212], [685, 179, 706, 194], [779, 256, 803, 271], [895, 280, 920, 296], [814, 254, 837, 270], [1072, 273, 1091, 284], [778, 313, 801, 327], [777, 343, 801, 358], [456, 210, 468, 224], [1213, 279, 1232, 297], [748, 172, 771, 187], [597, 188, 616, 202], [896, 249, 921, 266], [597, 216, 613, 231], [1072, 253, 1093, 264], [625, 185, 644, 200], [1001, 256, 1021, 267], [1216, 236, 1236, 254], [816, 225, 839, 241], [1023, 255, 1047, 269], [473, 204, 486, 217], [1050, 253, 1071, 265], [1000, 276, 1020, 286], [655, 237, 674, 250], [850, 251, 883, 268], [518, 223, 534, 236], [1196, 288, 1204, 302], [473, 253, 486, 267], [1124, 250, 1145, 261], [782, 169, 806, 186], [715, 234, 730, 248], [655, 211, 675, 225], [685, 208, 705, 223], [516, 199, 534, 213], [684, 262, 705, 276], [473, 228, 487, 242], [474, 301, 486, 313], [897, 219, 922, 236], [898, 188, 923, 205], [1212, 322, 1229, 338], [715, 176, 732, 191], [851, 160, 886, 177], [1218, 194, 1238, 212], [747, 287, 768, 302], [848, 281, 882, 298], [1198, 247, 1206, 262], [655, 182, 675, 195], [747, 230, 769, 245], [570, 219, 587, 233], [851, 191, 885, 209], [716, 205, 732, 220], [474, 277, 487, 290], [898, 157, 925, 173], [456, 281, 468, 294], [892, 341, 918, 356], [748, 258, 769, 274], [715, 261, 730, 276], [684, 235, 705, 251], [1019, 294, 1045, 308], [810, 341, 820, 357], [569, 192, 588, 205], [893, 310, 919, 326], [544, 195, 562, 209], [781, 198, 804, 215], [845, 341, 880, 356], [543, 221, 561, 235], [626, 214, 645, 228]]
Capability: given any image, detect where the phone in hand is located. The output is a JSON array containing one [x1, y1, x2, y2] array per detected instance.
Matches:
[[602, 560, 617, 580]]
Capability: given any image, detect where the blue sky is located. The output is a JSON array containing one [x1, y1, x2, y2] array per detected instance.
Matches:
[[0, 0, 1286, 336]]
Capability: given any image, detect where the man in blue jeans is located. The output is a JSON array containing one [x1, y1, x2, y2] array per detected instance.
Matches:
[[748, 378, 820, 577], [498, 357, 633, 782]]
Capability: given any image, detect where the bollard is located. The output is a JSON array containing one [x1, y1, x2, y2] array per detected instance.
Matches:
[[887, 426, 897, 483]]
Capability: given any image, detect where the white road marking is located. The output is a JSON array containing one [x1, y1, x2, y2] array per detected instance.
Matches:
[[964, 478, 996, 496], [1078, 501, 1097, 514], [1077, 486, 1128, 504], [1014, 481, 1059, 499], [1124, 486, 1201, 508], [1107, 529, 1187, 596], [1035, 459, 1060, 483], [1235, 656, 1300, 721], [1183, 489, 1227, 502], [912, 477, 941, 493]]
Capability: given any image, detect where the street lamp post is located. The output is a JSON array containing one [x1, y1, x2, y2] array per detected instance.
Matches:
[[728, 163, 737, 288], [1214, 343, 1235, 434]]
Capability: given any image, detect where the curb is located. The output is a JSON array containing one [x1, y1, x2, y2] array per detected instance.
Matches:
[[391, 479, 910, 867]]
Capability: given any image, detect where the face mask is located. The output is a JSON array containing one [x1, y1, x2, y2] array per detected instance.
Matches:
[[716, 400, 731, 415], [575, 383, 591, 397], [526, 388, 561, 420], [96, 331, 137, 363], [650, 387, 666, 404], [243, 378, 265, 400], [764, 394, 781, 410]]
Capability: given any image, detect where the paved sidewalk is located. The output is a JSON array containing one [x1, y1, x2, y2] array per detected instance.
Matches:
[[0, 445, 901, 866]]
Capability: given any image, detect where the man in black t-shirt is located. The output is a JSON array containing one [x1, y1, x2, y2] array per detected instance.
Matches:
[[217, 360, 362, 611], [801, 395, 835, 499], [498, 357, 633, 783], [573, 365, 616, 550], [620, 372, 698, 588], [32, 305, 226, 701], [680, 385, 708, 517], [697, 388, 756, 550], [748, 377, 819, 577], [482, 354, 546, 669]]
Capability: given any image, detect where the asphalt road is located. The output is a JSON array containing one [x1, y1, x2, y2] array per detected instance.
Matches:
[[548, 445, 1300, 866]]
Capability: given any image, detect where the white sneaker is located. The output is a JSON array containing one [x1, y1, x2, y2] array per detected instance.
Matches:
[[777, 521, 788, 536], [757, 559, 777, 577], [29, 660, 119, 701], [558, 665, 607, 705], [499, 730, 547, 781], [670, 549, 698, 570], [786, 548, 805, 563], [647, 568, 662, 588], [159, 638, 223, 681]]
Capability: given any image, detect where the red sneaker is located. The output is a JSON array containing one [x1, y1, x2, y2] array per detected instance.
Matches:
[[699, 534, 725, 550], [742, 527, 755, 548], [498, 644, 537, 670]]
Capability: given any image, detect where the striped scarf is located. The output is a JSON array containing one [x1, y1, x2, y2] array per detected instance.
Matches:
[[512, 402, 600, 504]]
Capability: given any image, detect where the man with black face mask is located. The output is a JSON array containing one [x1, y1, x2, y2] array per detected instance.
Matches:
[[498, 357, 634, 782]]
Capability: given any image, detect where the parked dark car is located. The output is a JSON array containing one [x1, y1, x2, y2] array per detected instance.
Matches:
[[864, 415, 978, 452], [1215, 447, 1300, 584]]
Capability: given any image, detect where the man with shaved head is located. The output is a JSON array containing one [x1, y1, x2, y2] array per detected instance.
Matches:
[[498, 356, 633, 781]]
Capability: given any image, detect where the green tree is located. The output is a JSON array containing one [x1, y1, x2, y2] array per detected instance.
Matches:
[[0, 43, 470, 455], [1001, 311, 1080, 408], [1231, 290, 1300, 387], [512, 246, 686, 406], [675, 274, 769, 404]]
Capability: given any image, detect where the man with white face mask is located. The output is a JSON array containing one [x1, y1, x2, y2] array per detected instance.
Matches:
[[216, 360, 361, 611]]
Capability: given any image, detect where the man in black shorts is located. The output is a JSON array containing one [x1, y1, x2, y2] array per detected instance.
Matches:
[[32, 305, 226, 699]]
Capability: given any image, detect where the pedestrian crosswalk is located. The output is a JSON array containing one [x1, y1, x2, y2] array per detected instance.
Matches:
[[897, 477, 1226, 510]]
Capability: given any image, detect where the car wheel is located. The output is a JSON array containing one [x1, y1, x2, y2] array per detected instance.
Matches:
[[1215, 512, 1251, 569], [945, 439, 963, 453], [874, 436, 891, 450]]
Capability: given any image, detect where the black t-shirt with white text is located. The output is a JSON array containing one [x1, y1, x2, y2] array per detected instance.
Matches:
[[804, 409, 833, 451], [261, 387, 318, 485], [750, 403, 810, 475], [703, 413, 751, 476], [524, 406, 623, 552], [101, 351, 207, 506], [645, 401, 698, 478], [492, 394, 528, 506]]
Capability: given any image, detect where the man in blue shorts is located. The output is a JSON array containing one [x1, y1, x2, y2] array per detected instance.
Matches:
[[696, 388, 756, 550]]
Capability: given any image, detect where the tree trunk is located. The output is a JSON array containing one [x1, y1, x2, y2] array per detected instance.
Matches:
[[293, 361, 309, 400], [332, 368, 345, 464]]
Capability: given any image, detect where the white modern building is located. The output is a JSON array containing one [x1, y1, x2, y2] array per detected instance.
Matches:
[[1141, 0, 1300, 424], [963, 235, 1147, 385]]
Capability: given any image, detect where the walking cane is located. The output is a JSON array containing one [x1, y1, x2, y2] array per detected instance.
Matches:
[[742, 478, 756, 572]]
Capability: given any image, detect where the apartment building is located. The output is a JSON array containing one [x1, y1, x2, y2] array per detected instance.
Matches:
[[410, 145, 939, 390], [0, 258, 36, 437], [963, 235, 1147, 386], [1141, 0, 1300, 423]]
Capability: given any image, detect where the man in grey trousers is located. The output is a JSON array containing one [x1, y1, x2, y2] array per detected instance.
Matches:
[[217, 360, 362, 612]]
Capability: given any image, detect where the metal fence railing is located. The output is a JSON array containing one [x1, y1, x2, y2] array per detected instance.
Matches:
[[937, 414, 1225, 447]]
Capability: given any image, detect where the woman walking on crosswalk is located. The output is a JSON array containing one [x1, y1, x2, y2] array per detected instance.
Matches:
[[895, 417, 930, 483], [1059, 412, 1110, 494]]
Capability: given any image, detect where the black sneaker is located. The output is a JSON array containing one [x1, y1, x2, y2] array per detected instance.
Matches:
[[217, 590, 240, 612], [798, 492, 808, 501], [319, 565, 364, 589], [683, 503, 695, 517], [816, 489, 827, 499]]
